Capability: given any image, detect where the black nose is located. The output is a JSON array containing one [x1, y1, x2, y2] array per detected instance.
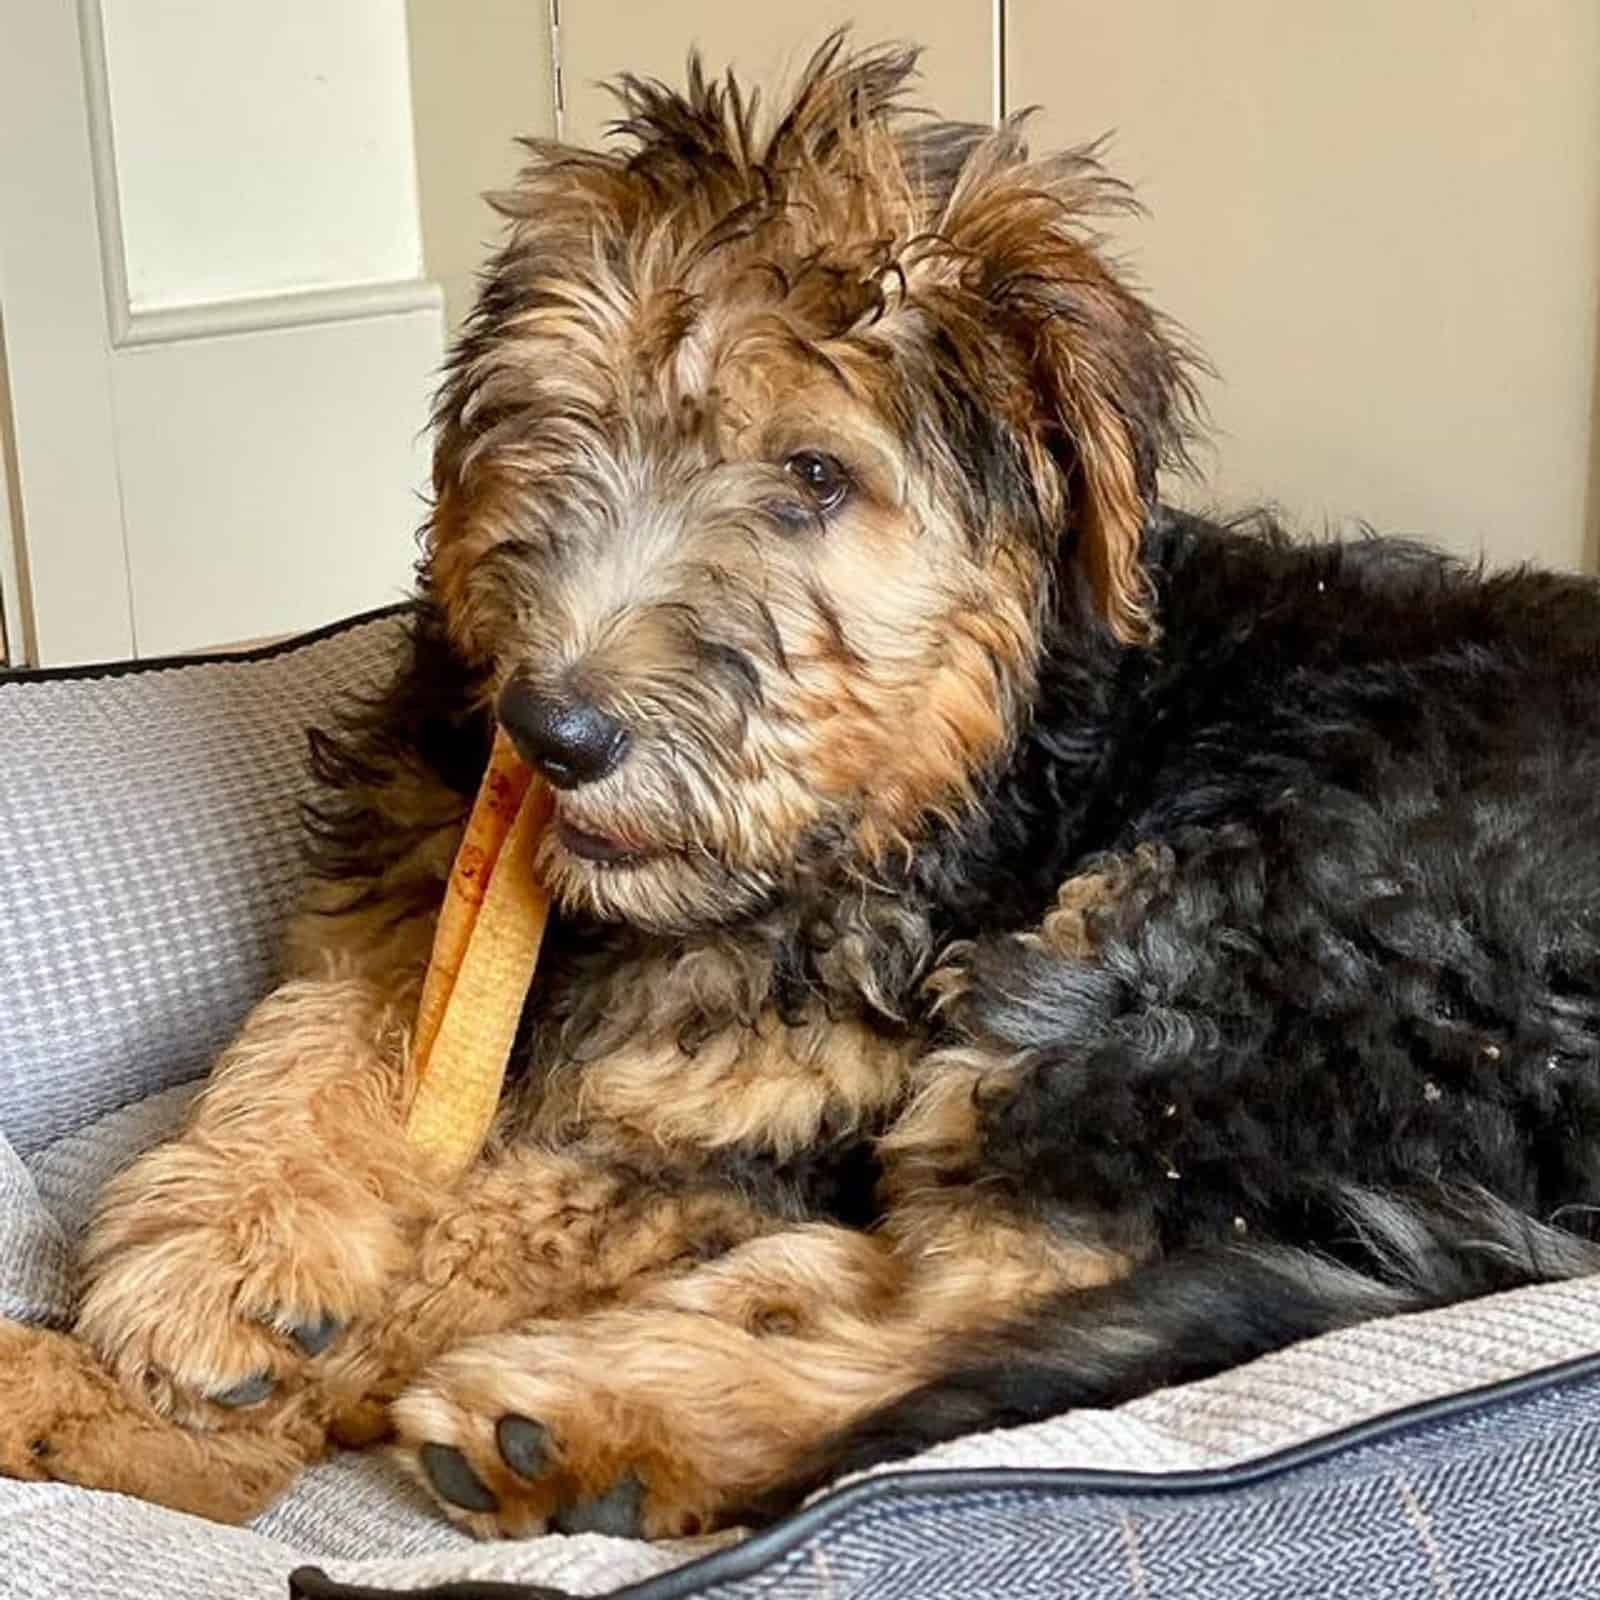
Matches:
[[497, 681, 629, 790]]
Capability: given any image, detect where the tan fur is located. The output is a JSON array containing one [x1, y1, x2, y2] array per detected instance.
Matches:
[[0, 1322, 312, 1523], [391, 1207, 1130, 1538], [1036, 842, 1174, 960], [36, 839, 1150, 1529], [26, 838, 1137, 1528], [876, 1047, 1009, 1197], [320, 1147, 780, 1440], [532, 998, 914, 1156], [76, 967, 429, 1423]]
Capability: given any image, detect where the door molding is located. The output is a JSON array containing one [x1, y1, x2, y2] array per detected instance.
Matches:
[[0, 0, 135, 666], [0, 310, 27, 666], [79, 0, 442, 352]]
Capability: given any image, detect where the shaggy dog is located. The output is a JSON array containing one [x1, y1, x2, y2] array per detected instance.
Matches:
[[11, 39, 1600, 1540]]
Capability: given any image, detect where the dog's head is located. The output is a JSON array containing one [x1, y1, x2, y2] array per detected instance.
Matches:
[[425, 37, 1196, 931]]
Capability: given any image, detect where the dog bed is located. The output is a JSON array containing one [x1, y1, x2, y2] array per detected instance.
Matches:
[[4, 610, 1600, 1600]]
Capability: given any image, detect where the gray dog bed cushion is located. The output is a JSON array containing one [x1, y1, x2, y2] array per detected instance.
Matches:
[[5, 612, 1600, 1600]]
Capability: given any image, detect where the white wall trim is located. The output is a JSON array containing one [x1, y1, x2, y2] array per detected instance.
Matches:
[[0, 310, 30, 666], [117, 278, 446, 348], [78, 0, 443, 352], [550, 0, 567, 142], [76, 0, 135, 347], [992, 0, 1006, 123]]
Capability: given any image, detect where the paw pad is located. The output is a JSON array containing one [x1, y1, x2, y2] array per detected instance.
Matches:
[[553, 1472, 644, 1538], [495, 1414, 549, 1480], [419, 1442, 498, 1513], [288, 1313, 342, 1357], [210, 1371, 275, 1408]]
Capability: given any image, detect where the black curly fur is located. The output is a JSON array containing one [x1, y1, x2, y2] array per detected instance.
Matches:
[[767, 506, 1600, 1492], [958, 508, 1600, 1242], [299, 606, 490, 911]]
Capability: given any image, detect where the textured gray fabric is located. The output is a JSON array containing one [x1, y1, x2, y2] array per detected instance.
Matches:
[[0, 1134, 73, 1326], [0, 615, 407, 1158], [4, 617, 1600, 1600], [26, 1082, 196, 1260], [648, 1367, 1600, 1600]]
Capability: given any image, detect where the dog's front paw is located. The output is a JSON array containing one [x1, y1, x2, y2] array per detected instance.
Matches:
[[391, 1313, 774, 1540], [76, 1134, 411, 1427]]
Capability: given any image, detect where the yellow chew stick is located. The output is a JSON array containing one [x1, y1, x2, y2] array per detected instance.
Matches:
[[404, 729, 553, 1181]]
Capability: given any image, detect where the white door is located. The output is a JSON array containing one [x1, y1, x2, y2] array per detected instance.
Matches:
[[0, 0, 445, 667]]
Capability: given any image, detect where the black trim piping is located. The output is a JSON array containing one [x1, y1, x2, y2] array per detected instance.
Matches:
[[0, 601, 414, 687], [290, 1582, 567, 1600], [287, 1346, 1600, 1600]]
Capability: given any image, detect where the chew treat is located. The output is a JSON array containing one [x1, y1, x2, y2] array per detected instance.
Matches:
[[404, 728, 553, 1180]]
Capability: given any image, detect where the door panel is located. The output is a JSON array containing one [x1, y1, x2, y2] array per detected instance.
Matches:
[[0, 0, 443, 666], [114, 313, 436, 658], [0, 1, 135, 665]]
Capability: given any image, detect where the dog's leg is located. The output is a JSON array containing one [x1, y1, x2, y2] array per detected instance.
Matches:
[[46, 1109, 776, 1520], [63, 737, 466, 1488], [74, 960, 436, 1428], [312, 1145, 782, 1449], [375, 844, 1276, 1540], [387, 1206, 1125, 1539], [0, 1321, 314, 1521]]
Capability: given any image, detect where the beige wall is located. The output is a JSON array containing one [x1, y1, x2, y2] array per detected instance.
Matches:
[[1010, 0, 1600, 573], [408, 3, 1600, 574], [406, 7, 993, 330], [407, 1, 556, 336], [558, 5, 995, 149]]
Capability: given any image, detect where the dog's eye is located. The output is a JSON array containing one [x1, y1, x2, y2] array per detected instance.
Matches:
[[783, 451, 852, 514]]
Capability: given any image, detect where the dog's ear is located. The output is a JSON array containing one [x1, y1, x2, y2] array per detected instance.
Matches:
[[940, 137, 1199, 644]]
